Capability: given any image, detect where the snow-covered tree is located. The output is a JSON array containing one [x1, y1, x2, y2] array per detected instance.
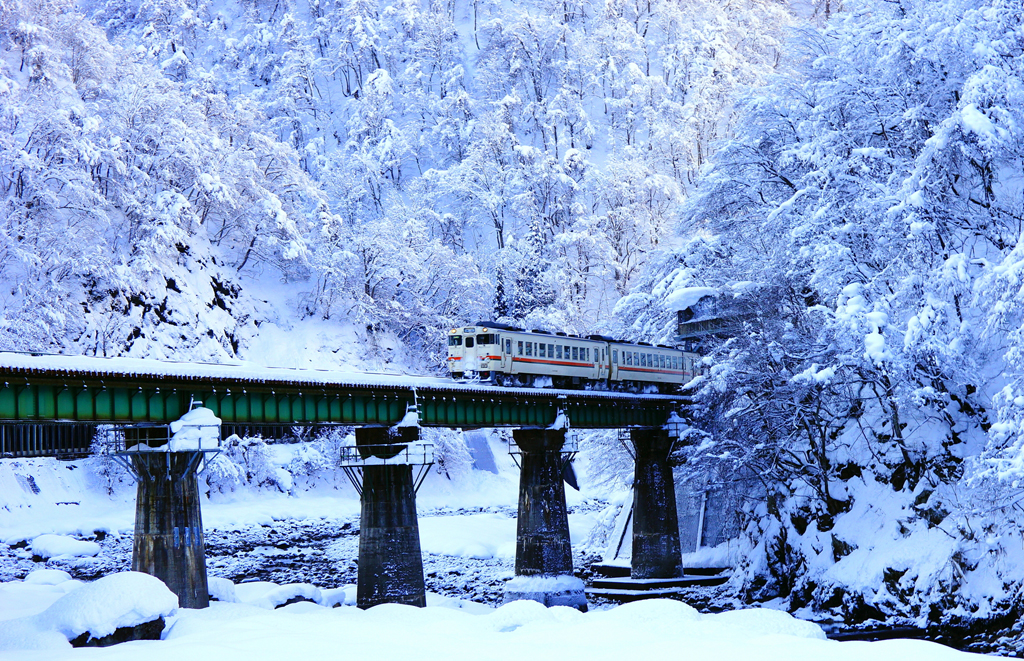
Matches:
[[618, 0, 1024, 625]]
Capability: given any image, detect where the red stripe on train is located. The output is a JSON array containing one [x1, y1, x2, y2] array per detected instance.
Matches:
[[618, 367, 688, 375], [513, 358, 593, 367]]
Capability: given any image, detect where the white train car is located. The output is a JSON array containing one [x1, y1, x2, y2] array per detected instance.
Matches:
[[446, 324, 606, 386], [447, 322, 701, 392], [608, 342, 690, 386]]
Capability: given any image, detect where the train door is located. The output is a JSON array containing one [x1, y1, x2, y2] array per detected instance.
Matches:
[[500, 337, 511, 371]]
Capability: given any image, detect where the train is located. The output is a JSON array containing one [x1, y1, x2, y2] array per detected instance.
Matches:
[[446, 322, 703, 392]]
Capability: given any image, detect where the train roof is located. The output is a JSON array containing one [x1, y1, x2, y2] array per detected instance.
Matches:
[[475, 321, 521, 331]]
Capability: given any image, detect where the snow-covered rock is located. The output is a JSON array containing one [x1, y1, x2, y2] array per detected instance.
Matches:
[[22, 569, 74, 586], [234, 581, 322, 609], [0, 572, 177, 651], [208, 577, 239, 603], [30, 535, 100, 559]]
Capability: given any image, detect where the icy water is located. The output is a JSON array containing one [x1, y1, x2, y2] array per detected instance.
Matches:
[[1, 511, 1020, 656]]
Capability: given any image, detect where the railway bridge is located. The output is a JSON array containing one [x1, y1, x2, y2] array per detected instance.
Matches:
[[0, 353, 688, 612]]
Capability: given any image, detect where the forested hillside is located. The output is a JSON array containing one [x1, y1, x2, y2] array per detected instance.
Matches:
[[0, 0, 794, 367]]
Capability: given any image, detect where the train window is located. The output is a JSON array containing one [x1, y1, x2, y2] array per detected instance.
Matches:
[[540, 344, 546, 358], [564, 345, 570, 358], [517, 341, 523, 355], [571, 347, 578, 360], [586, 348, 591, 361], [506, 339, 512, 354], [556, 346, 562, 359], [477, 334, 496, 345], [466, 337, 475, 348], [548, 344, 554, 357], [634, 352, 639, 366], [526, 342, 533, 356], [449, 336, 462, 346], [625, 352, 631, 366], [612, 350, 618, 363], [640, 353, 646, 367]]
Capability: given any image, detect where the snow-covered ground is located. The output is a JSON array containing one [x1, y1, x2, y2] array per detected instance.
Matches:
[[0, 438, 990, 658], [0, 572, 986, 659]]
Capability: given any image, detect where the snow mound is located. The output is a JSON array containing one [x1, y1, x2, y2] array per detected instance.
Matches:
[[318, 587, 348, 608], [587, 597, 701, 629], [23, 570, 74, 586], [208, 577, 239, 603], [483, 597, 584, 632], [395, 407, 419, 428], [704, 608, 827, 640], [234, 581, 322, 609], [168, 406, 221, 451], [30, 535, 100, 559], [0, 578, 83, 623], [503, 575, 584, 593], [0, 572, 177, 651]]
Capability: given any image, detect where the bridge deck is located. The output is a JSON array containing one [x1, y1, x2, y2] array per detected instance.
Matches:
[[0, 353, 684, 434]]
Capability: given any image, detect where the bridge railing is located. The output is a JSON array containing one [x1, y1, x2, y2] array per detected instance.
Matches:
[[0, 422, 96, 458], [339, 442, 434, 467]]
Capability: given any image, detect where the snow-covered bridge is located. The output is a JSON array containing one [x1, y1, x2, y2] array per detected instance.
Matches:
[[0, 352, 686, 616], [0, 352, 680, 448]]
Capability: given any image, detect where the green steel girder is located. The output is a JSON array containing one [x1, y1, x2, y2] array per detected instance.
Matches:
[[0, 366, 683, 429]]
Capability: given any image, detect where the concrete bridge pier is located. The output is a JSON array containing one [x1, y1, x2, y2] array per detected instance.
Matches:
[[504, 428, 587, 611], [129, 443, 210, 609], [354, 425, 427, 609], [629, 428, 683, 579]]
